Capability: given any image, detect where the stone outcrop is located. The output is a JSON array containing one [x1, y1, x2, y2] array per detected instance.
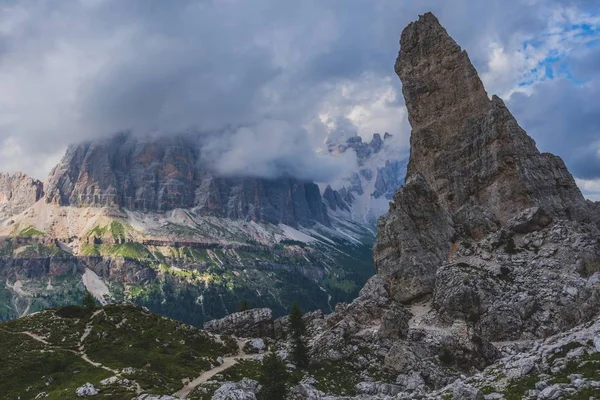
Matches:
[[0, 172, 44, 217], [394, 12, 589, 223], [44, 134, 330, 227], [277, 11, 600, 398], [203, 308, 274, 338], [212, 378, 260, 400], [374, 173, 455, 302], [375, 12, 599, 312]]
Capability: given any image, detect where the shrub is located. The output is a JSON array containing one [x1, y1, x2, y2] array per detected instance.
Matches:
[[55, 305, 91, 319]]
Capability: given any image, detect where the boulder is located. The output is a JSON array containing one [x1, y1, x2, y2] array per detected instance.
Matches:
[[204, 308, 274, 338], [75, 383, 98, 397], [212, 378, 260, 400]]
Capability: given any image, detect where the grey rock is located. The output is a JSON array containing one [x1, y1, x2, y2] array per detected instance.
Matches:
[[322, 186, 350, 212], [0, 172, 44, 218], [452, 382, 484, 400], [539, 384, 563, 399], [506, 207, 553, 234], [355, 381, 402, 396], [44, 134, 330, 227], [204, 308, 274, 338], [379, 305, 411, 339], [212, 378, 259, 400], [373, 160, 407, 200], [395, 12, 589, 223], [374, 173, 455, 303], [75, 383, 98, 397], [246, 338, 266, 353], [396, 371, 426, 391]]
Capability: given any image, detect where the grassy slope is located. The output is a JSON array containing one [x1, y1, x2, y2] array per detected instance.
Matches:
[[0, 303, 238, 399]]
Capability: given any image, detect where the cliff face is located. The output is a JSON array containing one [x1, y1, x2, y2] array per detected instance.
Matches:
[[0, 172, 44, 217], [376, 12, 598, 303], [395, 12, 588, 223], [44, 134, 330, 227]]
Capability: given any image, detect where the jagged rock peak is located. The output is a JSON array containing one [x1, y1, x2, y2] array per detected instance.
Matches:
[[395, 12, 588, 223], [375, 12, 600, 317]]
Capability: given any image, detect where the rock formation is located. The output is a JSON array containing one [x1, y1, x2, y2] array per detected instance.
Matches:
[[276, 11, 600, 397], [394, 12, 589, 223], [376, 12, 600, 313], [203, 308, 274, 338], [44, 134, 330, 227], [0, 172, 44, 217]]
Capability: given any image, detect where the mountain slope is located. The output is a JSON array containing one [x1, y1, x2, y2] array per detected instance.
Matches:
[[0, 303, 241, 399], [0, 203, 374, 325]]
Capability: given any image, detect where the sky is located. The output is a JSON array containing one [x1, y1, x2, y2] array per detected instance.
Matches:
[[0, 0, 599, 200]]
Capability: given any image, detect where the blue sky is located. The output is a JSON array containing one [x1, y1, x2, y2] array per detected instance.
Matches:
[[0, 0, 598, 200]]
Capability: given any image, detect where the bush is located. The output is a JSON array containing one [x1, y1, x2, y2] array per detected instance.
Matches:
[[438, 345, 454, 366], [55, 305, 91, 319]]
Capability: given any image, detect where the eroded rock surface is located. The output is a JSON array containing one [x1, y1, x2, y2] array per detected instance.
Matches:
[[44, 134, 330, 227], [204, 308, 274, 338], [281, 11, 600, 399], [374, 12, 600, 337], [0, 172, 44, 218]]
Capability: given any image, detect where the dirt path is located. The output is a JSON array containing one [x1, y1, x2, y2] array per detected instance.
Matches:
[[173, 354, 259, 399], [21, 330, 50, 344], [79, 309, 103, 351]]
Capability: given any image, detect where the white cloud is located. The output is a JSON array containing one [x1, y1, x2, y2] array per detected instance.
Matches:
[[576, 178, 600, 201]]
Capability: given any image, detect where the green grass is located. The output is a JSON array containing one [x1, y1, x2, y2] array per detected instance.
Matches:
[[309, 360, 360, 396], [0, 329, 115, 400], [80, 242, 153, 260], [18, 226, 45, 236], [0, 303, 240, 397]]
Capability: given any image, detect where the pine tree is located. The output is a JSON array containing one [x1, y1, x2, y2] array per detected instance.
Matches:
[[82, 291, 97, 310], [289, 302, 309, 368], [259, 352, 288, 400], [237, 298, 250, 312]]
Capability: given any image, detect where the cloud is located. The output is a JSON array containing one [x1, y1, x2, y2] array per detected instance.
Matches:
[[576, 178, 600, 201], [0, 0, 598, 188], [199, 120, 358, 182]]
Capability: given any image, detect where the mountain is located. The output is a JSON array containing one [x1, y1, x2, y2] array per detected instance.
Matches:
[[0, 134, 375, 326], [45, 134, 329, 227], [170, 11, 599, 399], [3, 11, 600, 400], [0, 172, 44, 220], [324, 133, 408, 228]]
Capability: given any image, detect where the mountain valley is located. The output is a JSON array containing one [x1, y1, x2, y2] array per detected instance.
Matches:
[[1, 10, 600, 400]]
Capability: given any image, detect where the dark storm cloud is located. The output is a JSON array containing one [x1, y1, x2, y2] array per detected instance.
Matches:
[[0, 0, 598, 188]]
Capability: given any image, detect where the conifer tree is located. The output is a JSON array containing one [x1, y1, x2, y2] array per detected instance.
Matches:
[[259, 352, 288, 400], [82, 291, 97, 309], [237, 298, 250, 312], [289, 302, 309, 368]]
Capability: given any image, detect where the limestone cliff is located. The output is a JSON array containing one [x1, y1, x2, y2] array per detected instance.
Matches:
[[0, 172, 44, 218], [394, 12, 589, 223], [44, 134, 330, 227], [376, 12, 599, 307]]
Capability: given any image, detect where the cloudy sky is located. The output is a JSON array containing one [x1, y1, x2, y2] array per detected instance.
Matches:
[[0, 0, 599, 200]]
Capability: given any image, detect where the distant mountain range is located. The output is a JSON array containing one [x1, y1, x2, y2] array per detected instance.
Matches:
[[0, 130, 407, 326], [323, 132, 408, 228]]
